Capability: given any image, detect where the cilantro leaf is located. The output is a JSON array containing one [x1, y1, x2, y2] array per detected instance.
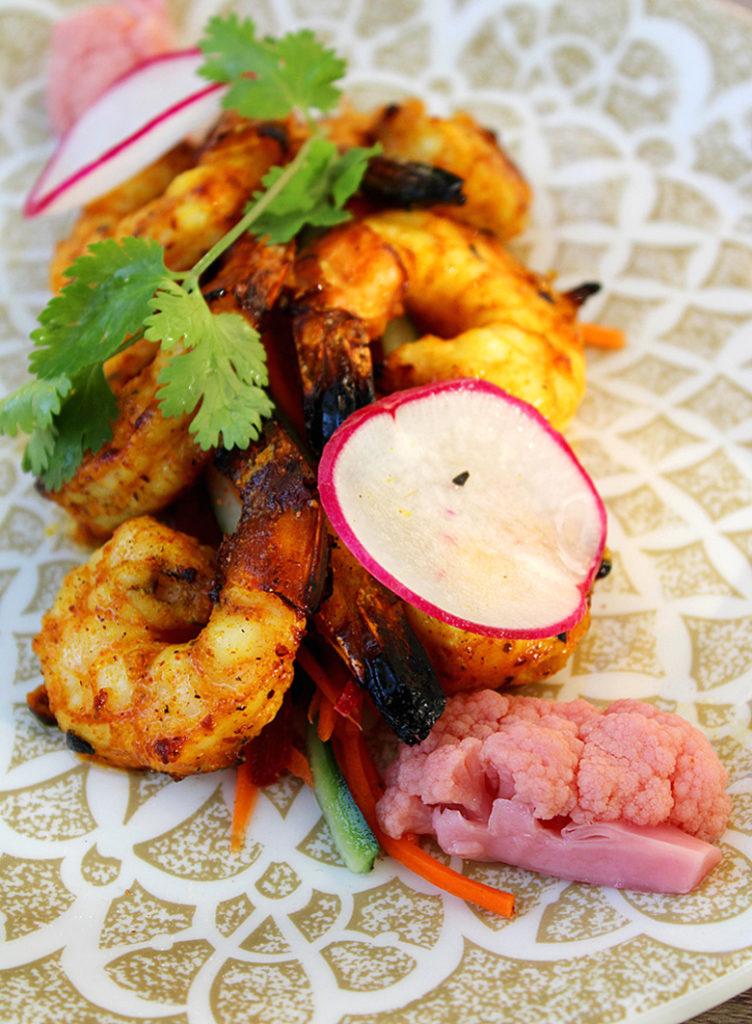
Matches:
[[27, 364, 119, 490], [1, 15, 369, 490], [199, 15, 345, 119], [0, 375, 71, 436], [250, 139, 381, 243], [149, 293, 273, 450], [143, 280, 201, 349], [23, 424, 58, 481], [30, 236, 171, 380], [330, 143, 382, 206]]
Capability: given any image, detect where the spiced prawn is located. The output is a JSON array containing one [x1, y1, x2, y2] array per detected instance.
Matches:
[[29, 97, 607, 767], [32, 423, 327, 775]]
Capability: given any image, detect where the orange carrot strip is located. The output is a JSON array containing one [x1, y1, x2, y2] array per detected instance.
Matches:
[[307, 688, 322, 725], [287, 745, 313, 788], [297, 644, 363, 727], [378, 831, 515, 918], [316, 694, 337, 743], [334, 720, 515, 919], [231, 757, 259, 854], [331, 730, 379, 830], [297, 645, 343, 706], [581, 323, 626, 349]]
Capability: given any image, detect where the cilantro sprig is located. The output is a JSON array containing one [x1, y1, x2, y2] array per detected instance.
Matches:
[[0, 15, 377, 490]]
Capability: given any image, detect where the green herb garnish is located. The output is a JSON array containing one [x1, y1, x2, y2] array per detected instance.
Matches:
[[0, 15, 377, 489]]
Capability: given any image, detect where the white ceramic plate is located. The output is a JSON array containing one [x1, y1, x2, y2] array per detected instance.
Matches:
[[1, 0, 751, 1021]]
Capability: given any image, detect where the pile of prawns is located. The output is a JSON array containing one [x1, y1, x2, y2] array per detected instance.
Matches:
[[30, 98, 611, 787]]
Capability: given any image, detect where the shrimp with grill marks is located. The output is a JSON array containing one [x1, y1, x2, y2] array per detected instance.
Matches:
[[43, 233, 295, 540], [403, 602, 593, 695], [286, 219, 406, 453], [50, 114, 301, 290], [365, 209, 588, 431], [31, 422, 328, 776], [215, 429, 446, 745], [281, 209, 599, 696], [282, 254, 447, 743], [288, 209, 588, 431], [370, 98, 531, 241]]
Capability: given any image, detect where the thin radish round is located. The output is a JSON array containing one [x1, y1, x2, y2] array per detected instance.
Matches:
[[318, 379, 607, 639], [25, 49, 225, 218]]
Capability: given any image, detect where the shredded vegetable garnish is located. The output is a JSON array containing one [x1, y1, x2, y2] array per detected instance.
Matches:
[[333, 717, 515, 918], [300, 645, 516, 915], [580, 322, 626, 349]]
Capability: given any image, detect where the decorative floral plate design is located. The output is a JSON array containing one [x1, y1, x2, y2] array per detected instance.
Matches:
[[0, 0, 751, 1021]]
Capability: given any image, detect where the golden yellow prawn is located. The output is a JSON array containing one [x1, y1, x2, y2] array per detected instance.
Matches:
[[50, 114, 301, 290], [290, 208, 587, 431], [364, 209, 587, 431], [370, 98, 531, 241], [403, 604, 593, 695], [31, 424, 328, 776]]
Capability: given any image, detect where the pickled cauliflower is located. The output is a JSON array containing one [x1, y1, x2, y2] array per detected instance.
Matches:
[[376, 690, 731, 892]]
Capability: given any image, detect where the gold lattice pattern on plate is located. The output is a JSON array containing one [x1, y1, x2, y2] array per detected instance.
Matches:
[[0, 0, 751, 1021]]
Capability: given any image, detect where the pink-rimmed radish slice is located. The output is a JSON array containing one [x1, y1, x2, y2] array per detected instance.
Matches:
[[318, 379, 607, 639], [25, 49, 225, 218]]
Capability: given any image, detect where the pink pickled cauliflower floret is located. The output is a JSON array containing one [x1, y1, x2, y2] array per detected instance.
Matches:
[[46, 0, 176, 135], [377, 691, 731, 845]]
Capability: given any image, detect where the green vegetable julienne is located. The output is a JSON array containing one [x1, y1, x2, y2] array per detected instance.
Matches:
[[306, 721, 380, 874], [0, 15, 376, 489]]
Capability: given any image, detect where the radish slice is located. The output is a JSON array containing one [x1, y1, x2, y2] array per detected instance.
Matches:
[[25, 49, 225, 217], [318, 379, 607, 639]]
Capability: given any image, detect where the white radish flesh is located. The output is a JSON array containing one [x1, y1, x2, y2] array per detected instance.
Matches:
[[25, 49, 225, 217], [318, 379, 606, 638]]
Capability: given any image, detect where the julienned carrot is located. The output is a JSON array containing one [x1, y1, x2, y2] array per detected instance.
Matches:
[[287, 745, 313, 788], [331, 729, 379, 829], [581, 322, 626, 349], [333, 719, 515, 919], [316, 693, 337, 742], [378, 831, 515, 918], [297, 645, 344, 708], [298, 644, 363, 727], [231, 755, 259, 853], [307, 687, 322, 724]]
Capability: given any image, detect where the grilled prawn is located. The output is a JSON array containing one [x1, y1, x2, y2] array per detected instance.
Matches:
[[403, 604, 593, 695], [31, 423, 327, 776], [285, 211, 598, 695], [213, 443, 447, 746], [365, 209, 587, 431], [50, 114, 300, 289], [370, 98, 531, 241], [290, 209, 588, 431], [287, 220, 405, 452], [43, 233, 294, 540]]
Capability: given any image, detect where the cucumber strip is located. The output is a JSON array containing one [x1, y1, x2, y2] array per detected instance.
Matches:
[[306, 721, 380, 873]]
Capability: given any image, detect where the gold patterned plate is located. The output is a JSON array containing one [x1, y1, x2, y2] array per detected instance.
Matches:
[[1, 0, 752, 1021]]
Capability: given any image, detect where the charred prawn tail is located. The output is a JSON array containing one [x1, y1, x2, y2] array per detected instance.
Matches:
[[354, 592, 447, 745], [214, 420, 329, 615], [562, 281, 601, 309], [361, 155, 466, 209], [285, 273, 444, 742], [290, 305, 375, 457], [314, 534, 446, 745]]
